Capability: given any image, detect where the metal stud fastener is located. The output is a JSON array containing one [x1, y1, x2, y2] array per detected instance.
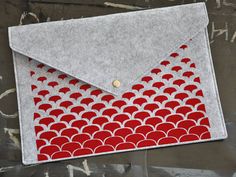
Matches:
[[112, 80, 121, 88]]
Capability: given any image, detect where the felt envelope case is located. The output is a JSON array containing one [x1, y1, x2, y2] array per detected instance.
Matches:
[[8, 2, 227, 164]]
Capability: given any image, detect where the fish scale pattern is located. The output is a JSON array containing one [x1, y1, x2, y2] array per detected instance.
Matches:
[[29, 42, 211, 162]]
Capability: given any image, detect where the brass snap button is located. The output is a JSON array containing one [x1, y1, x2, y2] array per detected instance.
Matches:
[[112, 80, 121, 88]]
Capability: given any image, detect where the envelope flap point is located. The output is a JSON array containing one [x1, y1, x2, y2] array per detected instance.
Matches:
[[8, 3, 208, 95]]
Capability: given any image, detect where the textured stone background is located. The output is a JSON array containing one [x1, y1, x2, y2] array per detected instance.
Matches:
[[0, 0, 235, 177]]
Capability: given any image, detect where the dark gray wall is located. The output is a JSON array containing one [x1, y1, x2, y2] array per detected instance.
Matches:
[[0, 0, 235, 176]]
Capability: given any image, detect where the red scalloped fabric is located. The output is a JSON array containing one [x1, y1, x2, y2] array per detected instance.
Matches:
[[29, 42, 211, 162]]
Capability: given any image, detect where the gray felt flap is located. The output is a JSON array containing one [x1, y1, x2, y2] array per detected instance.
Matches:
[[8, 3, 208, 95]]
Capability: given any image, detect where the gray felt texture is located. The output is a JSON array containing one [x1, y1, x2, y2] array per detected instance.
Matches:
[[9, 3, 208, 95], [8, 2, 227, 164]]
